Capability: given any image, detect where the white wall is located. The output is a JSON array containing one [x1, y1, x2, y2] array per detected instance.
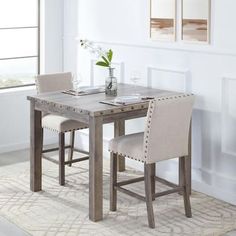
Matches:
[[0, 0, 64, 153], [41, 0, 64, 73], [63, 0, 236, 205]]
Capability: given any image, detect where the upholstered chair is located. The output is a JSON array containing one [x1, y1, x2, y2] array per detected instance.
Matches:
[[35, 72, 89, 186], [108, 94, 194, 228]]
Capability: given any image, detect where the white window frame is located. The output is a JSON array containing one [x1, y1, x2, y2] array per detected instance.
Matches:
[[0, 0, 40, 89]]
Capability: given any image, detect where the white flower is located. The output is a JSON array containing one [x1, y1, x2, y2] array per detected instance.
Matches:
[[80, 39, 113, 68]]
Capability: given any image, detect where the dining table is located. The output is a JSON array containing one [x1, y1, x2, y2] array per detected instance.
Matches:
[[27, 83, 191, 222]]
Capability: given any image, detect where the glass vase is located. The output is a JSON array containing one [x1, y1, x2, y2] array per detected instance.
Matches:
[[105, 67, 117, 96]]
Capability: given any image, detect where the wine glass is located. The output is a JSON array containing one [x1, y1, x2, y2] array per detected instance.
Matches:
[[130, 70, 141, 96], [72, 73, 83, 95]]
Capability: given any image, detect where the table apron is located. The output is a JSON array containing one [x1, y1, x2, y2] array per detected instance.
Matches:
[[34, 100, 148, 125], [102, 108, 148, 124], [34, 102, 89, 124]]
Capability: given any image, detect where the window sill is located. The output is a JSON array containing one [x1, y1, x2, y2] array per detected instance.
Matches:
[[0, 85, 36, 97]]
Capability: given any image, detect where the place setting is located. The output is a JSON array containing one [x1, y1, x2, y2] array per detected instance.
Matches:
[[62, 73, 105, 96], [99, 95, 154, 106]]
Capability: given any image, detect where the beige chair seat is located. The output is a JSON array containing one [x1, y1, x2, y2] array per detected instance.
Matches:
[[42, 114, 87, 133], [109, 132, 144, 162]]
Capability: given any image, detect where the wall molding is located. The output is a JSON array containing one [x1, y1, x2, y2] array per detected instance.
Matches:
[[0, 86, 36, 98], [147, 66, 191, 92], [221, 76, 236, 156], [75, 38, 236, 58]]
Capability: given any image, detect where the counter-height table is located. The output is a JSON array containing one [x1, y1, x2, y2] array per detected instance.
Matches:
[[27, 83, 191, 222]]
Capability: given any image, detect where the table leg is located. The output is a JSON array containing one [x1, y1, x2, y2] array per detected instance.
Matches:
[[114, 120, 125, 172], [179, 121, 192, 195], [89, 116, 103, 222], [30, 101, 43, 192]]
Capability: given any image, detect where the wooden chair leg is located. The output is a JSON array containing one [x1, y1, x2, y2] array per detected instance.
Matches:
[[110, 152, 118, 211], [179, 156, 192, 218], [68, 131, 75, 167], [150, 163, 156, 201], [59, 132, 65, 186], [144, 164, 155, 228]]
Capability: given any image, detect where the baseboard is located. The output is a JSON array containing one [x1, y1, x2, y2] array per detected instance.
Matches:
[[157, 169, 236, 206], [0, 137, 57, 154], [193, 179, 236, 206], [76, 131, 236, 205]]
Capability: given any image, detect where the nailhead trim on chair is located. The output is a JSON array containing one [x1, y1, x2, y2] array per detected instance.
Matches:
[[143, 94, 193, 163], [107, 150, 145, 163], [109, 94, 193, 163], [143, 99, 155, 162], [42, 125, 88, 133]]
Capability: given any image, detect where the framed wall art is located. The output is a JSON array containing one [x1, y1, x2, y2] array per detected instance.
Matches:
[[181, 0, 211, 43], [150, 0, 176, 41]]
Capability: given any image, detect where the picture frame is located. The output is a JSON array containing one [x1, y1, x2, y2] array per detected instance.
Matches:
[[181, 0, 211, 43], [150, 0, 176, 41]]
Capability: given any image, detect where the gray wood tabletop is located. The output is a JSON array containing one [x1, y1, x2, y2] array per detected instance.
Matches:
[[27, 83, 180, 122], [28, 83, 185, 223]]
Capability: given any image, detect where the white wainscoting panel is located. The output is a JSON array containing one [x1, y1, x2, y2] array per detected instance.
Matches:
[[147, 66, 191, 93], [222, 76, 236, 156]]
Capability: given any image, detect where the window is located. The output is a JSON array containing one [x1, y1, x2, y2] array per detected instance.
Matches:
[[0, 0, 40, 89]]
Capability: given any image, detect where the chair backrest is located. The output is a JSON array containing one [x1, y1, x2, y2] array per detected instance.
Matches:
[[35, 72, 73, 94], [143, 94, 194, 164]]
